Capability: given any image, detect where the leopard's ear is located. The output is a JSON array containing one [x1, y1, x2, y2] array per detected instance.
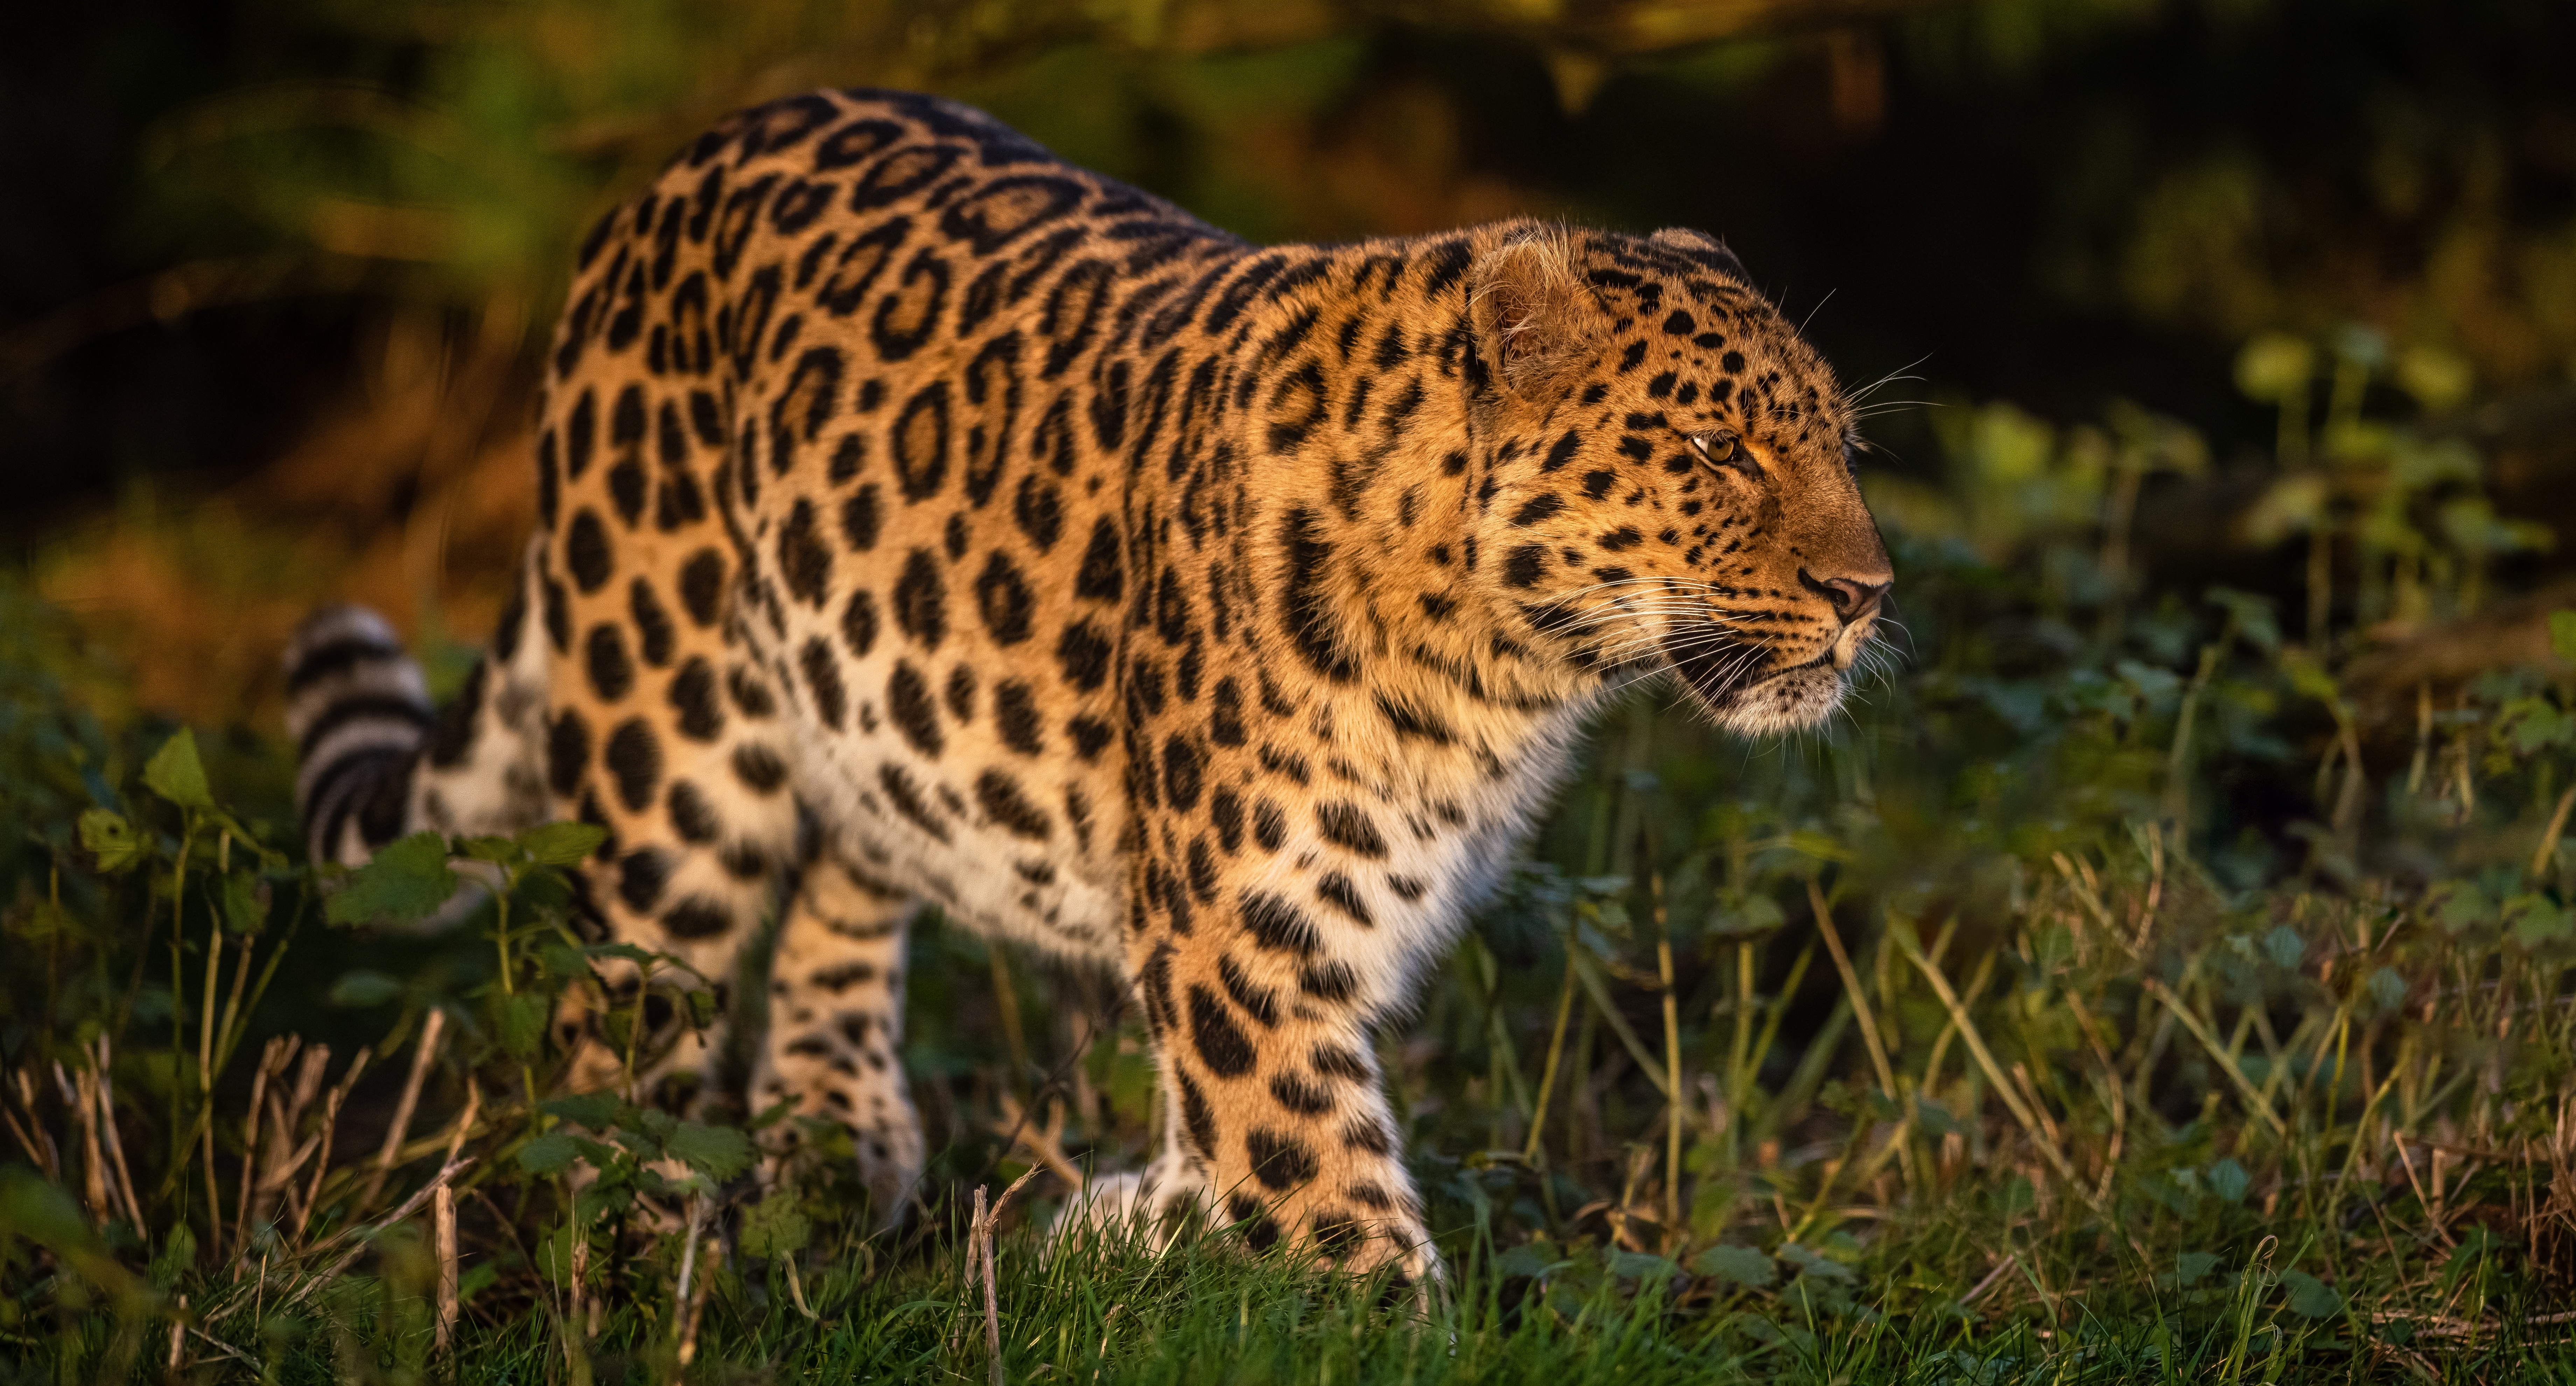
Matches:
[[1469, 232, 1588, 400], [1649, 227, 1751, 286]]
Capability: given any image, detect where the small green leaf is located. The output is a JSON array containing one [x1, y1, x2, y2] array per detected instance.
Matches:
[[2174, 1251, 2220, 1287], [1707, 892, 1785, 939], [1785, 831, 1850, 862], [519, 821, 609, 867], [327, 971, 403, 1008], [2282, 1268, 2343, 1318], [2204, 1158, 2251, 1204], [78, 809, 148, 874], [2367, 967, 2407, 1010], [2235, 332, 2314, 403], [517, 1131, 582, 1176], [1692, 1244, 1776, 1289], [535, 1223, 596, 1286], [2509, 894, 2571, 947], [459, 836, 522, 864], [1776, 1242, 1858, 1282], [2428, 882, 2490, 934], [143, 729, 214, 811], [220, 873, 267, 934], [496, 992, 548, 1060], [541, 1092, 624, 1130], [1495, 1242, 1564, 1280], [583, 941, 658, 965], [1912, 1097, 1964, 1137], [662, 1121, 754, 1182], [1607, 1250, 1682, 1283], [2262, 925, 2304, 969], [325, 832, 459, 926], [8, 900, 80, 943], [2552, 611, 2576, 666], [685, 988, 719, 1029], [739, 1189, 811, 1259]]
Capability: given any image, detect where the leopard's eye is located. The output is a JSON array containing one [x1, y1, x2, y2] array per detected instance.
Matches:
[[1688, 432, 1756, 477]]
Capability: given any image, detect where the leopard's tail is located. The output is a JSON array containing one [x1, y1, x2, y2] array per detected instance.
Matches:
[[288, 540, 554, 866]]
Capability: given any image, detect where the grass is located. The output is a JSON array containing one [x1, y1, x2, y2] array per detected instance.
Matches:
[[6, 327, 2576, 1382]]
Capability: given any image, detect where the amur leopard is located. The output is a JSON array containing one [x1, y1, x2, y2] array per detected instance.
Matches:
[[285, 87, 1891, 1280]]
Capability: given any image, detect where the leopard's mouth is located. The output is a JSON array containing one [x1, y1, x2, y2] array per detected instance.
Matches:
[[1661, 622, 1848, 735]]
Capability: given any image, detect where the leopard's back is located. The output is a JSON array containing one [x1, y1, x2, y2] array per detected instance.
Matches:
[[533, 90, 1256, 962]]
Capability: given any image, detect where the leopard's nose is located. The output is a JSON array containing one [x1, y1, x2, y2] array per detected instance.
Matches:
[[1799, 569, 1890, 623]]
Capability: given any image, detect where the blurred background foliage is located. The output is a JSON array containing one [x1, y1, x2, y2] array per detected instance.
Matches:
[[4, 0, 2574, 725]]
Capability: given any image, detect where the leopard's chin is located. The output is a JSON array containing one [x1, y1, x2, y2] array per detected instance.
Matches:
[[1701, 664, 1848, 736], [1661, 624, 1849, 735]]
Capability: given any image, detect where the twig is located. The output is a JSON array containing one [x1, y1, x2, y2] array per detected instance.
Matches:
[[186, 1324, 264, 1373], [272, 1157, 477, 1317], [1958, 1253, 2017, 1307], [974, 1165, 1043, 1386], [363, 1008, 445, 1211]]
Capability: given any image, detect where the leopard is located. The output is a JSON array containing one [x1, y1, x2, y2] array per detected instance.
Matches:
[[282, 86, 1892, 1282]]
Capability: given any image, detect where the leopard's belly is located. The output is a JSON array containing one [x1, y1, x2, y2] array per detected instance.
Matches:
[[743, 586, 1133, 963]]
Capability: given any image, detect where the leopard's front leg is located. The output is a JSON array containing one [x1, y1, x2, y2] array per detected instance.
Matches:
[[1126, 875, 1438, 1284]]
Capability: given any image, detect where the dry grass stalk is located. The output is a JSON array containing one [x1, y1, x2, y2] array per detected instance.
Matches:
[[970, 1165, 1041, 1386], [265, 1154, 479, 1321], [7, 1070, 59, 1182], [88, 1036, 145, 1231], [290, 1048, 370, 1245], [971, 1186, 993, 1382], [568, 1224, 589, 1345], [58, 1062, 108, 1224], [677, 1227, 721, 1368], [673, 1196, 708, 1366], [1809, 879, 1899, 1104], [991, 1091, 1086, 1188], [2141, 977, 2290, 1139], [245, 1038, 316, 1245], [433, 1183, 458, 1364], [233, 1037, 289, 1266], [363, 1008, 445, 1211], [1895, 930, 2084, 1192], [0, 1095, 48, 1177]]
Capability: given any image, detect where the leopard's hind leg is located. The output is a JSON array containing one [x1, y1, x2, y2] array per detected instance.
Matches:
[[751, 859, 924, 1225]]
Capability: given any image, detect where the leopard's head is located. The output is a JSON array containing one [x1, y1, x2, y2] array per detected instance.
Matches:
[[1465, 224, 1892, 735]]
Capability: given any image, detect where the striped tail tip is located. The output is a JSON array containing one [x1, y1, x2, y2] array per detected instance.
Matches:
[[286, 605, 432, 865]]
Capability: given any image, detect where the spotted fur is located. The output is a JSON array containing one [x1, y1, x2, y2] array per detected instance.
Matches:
[[285, 88, 1892, 1277]]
